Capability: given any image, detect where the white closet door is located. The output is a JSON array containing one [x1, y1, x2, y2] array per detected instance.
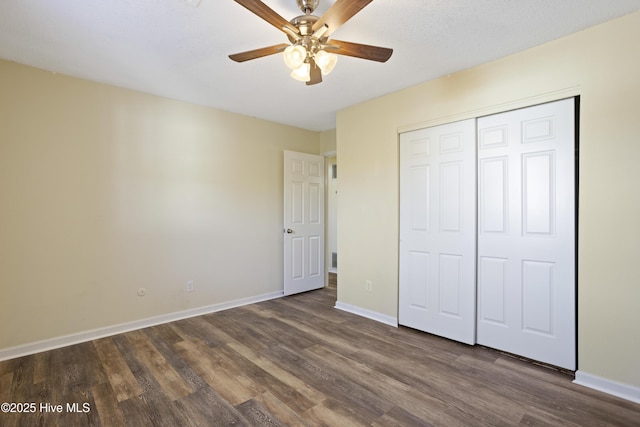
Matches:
[[476, 99, 576, 370], [399, 119, 477, 345]]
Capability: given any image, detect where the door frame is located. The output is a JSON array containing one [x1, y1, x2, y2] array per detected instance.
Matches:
[[325, 152, 338, 284]]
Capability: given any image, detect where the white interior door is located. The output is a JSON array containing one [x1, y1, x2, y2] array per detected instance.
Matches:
[[284, 151, 325, 296], [399, 119, 477, 345], [476, 98, 576, 370]]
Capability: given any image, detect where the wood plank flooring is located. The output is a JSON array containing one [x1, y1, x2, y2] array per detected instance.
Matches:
[[1, 287, 638, 426]]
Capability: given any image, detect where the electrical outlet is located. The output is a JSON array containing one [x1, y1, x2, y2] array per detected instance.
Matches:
[[186, 280, 194, 292], [365, 280, 373, 292]]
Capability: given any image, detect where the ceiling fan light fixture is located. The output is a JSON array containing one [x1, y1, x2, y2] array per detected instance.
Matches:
[[283, 45, 307, 69], [229, 0, 393, 86], [290, 62, 311, 82], [314, 50, 337, 75]]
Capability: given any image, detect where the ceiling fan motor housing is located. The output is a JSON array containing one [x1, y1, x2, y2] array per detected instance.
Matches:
[[289, 15, 319, 37], [287, 14, 324, 61]]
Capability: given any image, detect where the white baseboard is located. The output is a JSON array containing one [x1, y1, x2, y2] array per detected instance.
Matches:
[[334, 301, 398, 327], [574, 371, 640, 404], [0, 291, 283, 362]]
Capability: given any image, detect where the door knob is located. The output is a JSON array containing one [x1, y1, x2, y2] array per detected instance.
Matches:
[[285, 228, 294, 234]]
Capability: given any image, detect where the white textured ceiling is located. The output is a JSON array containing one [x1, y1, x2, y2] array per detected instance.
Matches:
[[1, 0, 639, 131]]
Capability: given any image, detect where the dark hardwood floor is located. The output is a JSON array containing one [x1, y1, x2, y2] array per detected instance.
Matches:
[[1, 286, 638, 426]]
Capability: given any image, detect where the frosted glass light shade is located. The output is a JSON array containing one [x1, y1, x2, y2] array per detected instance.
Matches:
[[315, 50, 337, 75], [283, 45, 307, 70], [290, 63, 311, 82]]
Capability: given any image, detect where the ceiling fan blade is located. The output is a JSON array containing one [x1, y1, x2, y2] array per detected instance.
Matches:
[[312, 0, 373, 37], [233, 0, 298, 34], [306, 59, 323, 85], [229, 43, 289, 62], [326, 39, 393, 62]]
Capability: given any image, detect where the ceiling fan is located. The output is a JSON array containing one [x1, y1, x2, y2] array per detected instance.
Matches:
[[228, 0, 393, 85]]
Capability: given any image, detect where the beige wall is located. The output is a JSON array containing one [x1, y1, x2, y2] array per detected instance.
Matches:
[[0, 60, 320, 350], [337, 11, 640, 387], [319, 128, 337, 154]]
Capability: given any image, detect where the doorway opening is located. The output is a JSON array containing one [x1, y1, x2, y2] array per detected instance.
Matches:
[[327, 156, 337, 288]]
